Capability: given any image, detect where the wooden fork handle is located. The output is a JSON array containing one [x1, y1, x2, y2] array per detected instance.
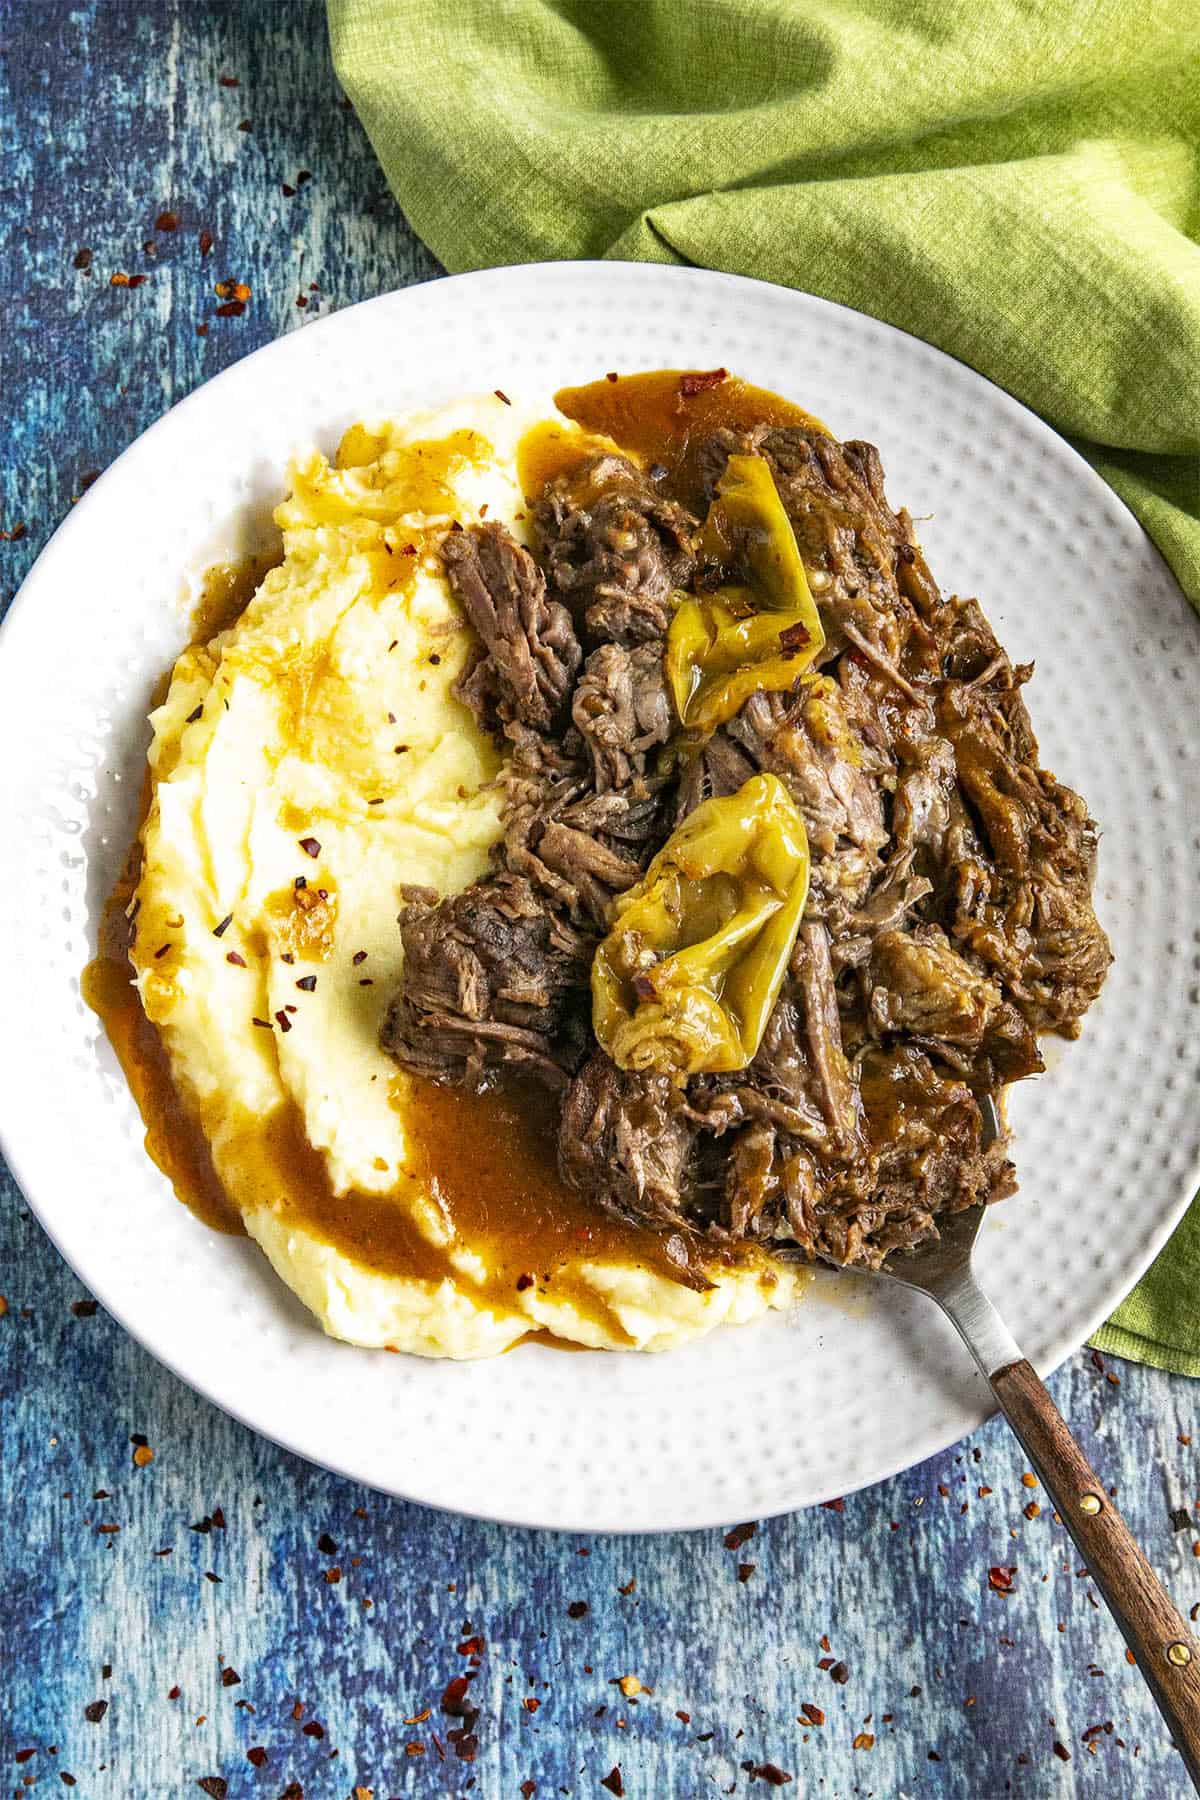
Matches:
[[992, 1358, 1200, 1789]]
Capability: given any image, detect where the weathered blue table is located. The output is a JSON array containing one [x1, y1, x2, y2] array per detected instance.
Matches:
[[3, 5, 1198, 1795]]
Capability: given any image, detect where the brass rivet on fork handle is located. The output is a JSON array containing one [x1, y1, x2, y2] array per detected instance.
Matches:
[[1079, 1493, 1102, 1516], [1168, 1643, 1194, 1669]]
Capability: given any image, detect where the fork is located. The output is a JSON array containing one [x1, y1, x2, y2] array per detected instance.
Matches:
[[863, 1091, 1200, 1788]]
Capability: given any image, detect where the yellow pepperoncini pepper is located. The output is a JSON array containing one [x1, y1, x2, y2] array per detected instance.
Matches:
[[665, 454, 825, 738], [592, 773, 811, 1077]]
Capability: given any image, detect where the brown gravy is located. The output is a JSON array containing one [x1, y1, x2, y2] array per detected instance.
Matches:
[[82, 772, 243, 1237], [186, 551, 281, 645], [521, 368, 828, 514], [399, 1076, 699, 1294]]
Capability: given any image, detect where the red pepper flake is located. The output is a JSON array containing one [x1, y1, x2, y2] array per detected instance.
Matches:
[[72, 1299, 98, 1318], [247, 1747, 268, 1767], [212, 913, 233, 938], [441, 1674, 472, 1715], [515, 1272, 535, 1291], [278, 1786, 304, 1800], [298, 836, 321, 858], [448, 1728, 478, 1762], [237, 118, 252, 131], [220, 1668, 240, 1688], [295, 295, 308, 309], [83, 1700, 108, 1723], [225, 951, 247, 968], [110, 271, 148, 288], [297, 170, 312, 184], [219, 73, 240, 86], [566, 1600, 588, 1619], [723, 1521, 757, 1551], [494, 389, 512, 406], [313, 1532, 337, 1556], [281, 183, 297, 197], [679, 367, 727, 398], [15, 1750, 36, 1763], [778, 623, 811, 657], [196, 1780, 227, 1799], [852, 1733, 875, 1752], [274, 1009, 292, 1033], [61, 1774, 77, 1787], [737, 1562, 756, 1583], [618, 1578, 636, 1596], [168, 1685, 181, 1698], [323, 1566, 341, 1583], [520, 1783, 536, 1799], [750, 1765, 792, 1786], [987, 1565, 1016, 1595], [352, 950, 368, 965], [252, 1017, 274, 1030], [1053, 1741, 1071, 1761], [456, 1634, 485, 1656], [204, 1571, 222, 1583], [800, 1703, 824, 1727], [522, 1696, 539, 1713], [829, 1661, 849, 1685], [156, 210, 180, 232], [133, 1444, 154, 1467], [215, 300, 246, 317], [199, 229, 214, 256], [73, 246, 93, 269], [600, 1769, 624, 1797], [301, 1721, 324, 1739], [196, 324, 209, 338], [0, 522, 27, 541], [816, 1656, 834, 1671]]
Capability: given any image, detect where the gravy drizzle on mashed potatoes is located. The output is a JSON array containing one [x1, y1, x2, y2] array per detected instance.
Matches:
[[87, 395, 795, 1357]]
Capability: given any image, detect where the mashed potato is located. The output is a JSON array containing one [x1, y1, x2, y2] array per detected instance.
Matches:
[[131, 395, 796, 1356]]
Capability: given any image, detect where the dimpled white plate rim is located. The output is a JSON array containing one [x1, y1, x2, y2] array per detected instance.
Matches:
[[2, 262, 1198, 1534]]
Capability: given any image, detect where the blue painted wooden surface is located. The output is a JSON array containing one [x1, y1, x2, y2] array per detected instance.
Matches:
[[2, 5, 1198, 1796]]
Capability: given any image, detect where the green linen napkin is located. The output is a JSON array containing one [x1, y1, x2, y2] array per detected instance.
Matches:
[[329, 0, 1200, 1371]]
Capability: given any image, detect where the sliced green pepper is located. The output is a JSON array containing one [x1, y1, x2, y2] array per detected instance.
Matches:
[[592, 772, 811, 1077], [665, 454, 825, 738]]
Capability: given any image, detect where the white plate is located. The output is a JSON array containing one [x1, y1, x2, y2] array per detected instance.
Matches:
[[2, 263, 1198, 1532]]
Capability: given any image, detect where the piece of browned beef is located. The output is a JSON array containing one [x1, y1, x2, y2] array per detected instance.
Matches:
[[445, 521, 581, 735], [534, 450, 698, 644], [380, 874, 592, 1092], [499, 723, 666, 928], [557, 1051, 702, 1264], [933, 599, 1111, 1036], [572, 641, 673, 792]]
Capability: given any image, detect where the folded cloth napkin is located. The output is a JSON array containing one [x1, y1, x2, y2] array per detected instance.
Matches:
[[329, 0, 1200, 1370]]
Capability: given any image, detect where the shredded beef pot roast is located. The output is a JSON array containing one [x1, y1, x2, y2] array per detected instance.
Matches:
[[381, 380, 1111, 1273]]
